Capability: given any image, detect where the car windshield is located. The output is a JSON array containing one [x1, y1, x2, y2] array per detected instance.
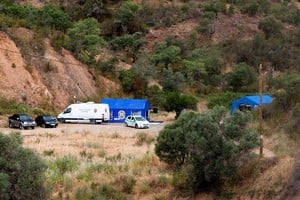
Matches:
[[43, 116, 54, 120], [135, 116, 146, 121], [20, 115, 32, 121]]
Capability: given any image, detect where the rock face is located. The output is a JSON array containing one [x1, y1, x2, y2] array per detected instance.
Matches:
[[0, 31, 119, 110]]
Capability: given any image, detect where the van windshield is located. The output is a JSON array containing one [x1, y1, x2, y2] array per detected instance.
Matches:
[[64, 108, 71, 114]]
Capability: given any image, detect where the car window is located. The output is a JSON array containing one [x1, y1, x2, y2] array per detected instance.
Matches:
[[135, 116, 145, 121], [64, 108, 71, 114], [20, 115, 32, 121], [43, 116, 53, 120]]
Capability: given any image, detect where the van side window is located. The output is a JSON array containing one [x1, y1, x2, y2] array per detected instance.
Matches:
[[64, 108, 72, 114]]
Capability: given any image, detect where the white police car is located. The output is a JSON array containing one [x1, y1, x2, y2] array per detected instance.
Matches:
[[124, 115, 150, 129]]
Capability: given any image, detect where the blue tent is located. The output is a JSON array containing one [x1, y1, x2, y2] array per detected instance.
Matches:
[[230, 95, 273, 115], [101, 98, 150, 123]]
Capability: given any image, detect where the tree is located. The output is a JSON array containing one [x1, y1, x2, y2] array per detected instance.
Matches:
[[160, 68, 185, 92], [119, 69, 136, 93], [227, 62, 257, 92], [155, 107, 259, 191], [151, 42, 182, 68], [67, 18, 105, 60], [162, 92, 197, 119], [37, 4, 71, 31], [258, 16, 282, 39], [0, 133, 47, 199], [115, 0, 140, 34]]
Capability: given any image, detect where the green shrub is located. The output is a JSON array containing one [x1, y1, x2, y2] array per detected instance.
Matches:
[[0, 97, 28, 114], [135, 132, 155, 146], [207, 92, 244, 109], [242, 3, 259, 16], [155, 107, 259, 192], [258, 16, 282, 39], [66, 18, 105, 59], [162, 92, 198, 118], [51, 155, 79, 176], [119, 175, 136, 194], [0, 133, 47, 199], [36, 4, 71, 31], [197, 18, 215, 36], [227, 62, 257, 92], [75, 183, 125, 200]]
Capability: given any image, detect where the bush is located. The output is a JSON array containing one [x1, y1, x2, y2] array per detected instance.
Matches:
[[36, 4, 72, 31], [272, 72, 300, 110], [0, 133, 47, 199], [162, 92, 198, 119], [242, 3, 259, 16], [66, 18, 105, 59], [115, 0, 141, 34], [207, 92, 244, 109], [227, 62, 257, 92], [155, 107, 259, 191], [75, 183, 125, 200], [0, 97, 28, 114], [51, 155, 79, 176], [258, 16, 282, 39]]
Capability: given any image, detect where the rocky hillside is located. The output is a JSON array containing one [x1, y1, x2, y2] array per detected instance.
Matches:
[[0, 29, 119, 110]]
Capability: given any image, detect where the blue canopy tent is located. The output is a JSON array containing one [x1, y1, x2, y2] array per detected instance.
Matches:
[[101, 98, 150, 123], [230, 95, 273, 115]]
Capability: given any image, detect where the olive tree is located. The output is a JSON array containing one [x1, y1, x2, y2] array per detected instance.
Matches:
[[155, 107, 259, 191]]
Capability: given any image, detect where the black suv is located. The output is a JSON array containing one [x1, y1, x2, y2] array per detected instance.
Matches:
[[35, 115, 58, 128], [8, 114, 36, 129]]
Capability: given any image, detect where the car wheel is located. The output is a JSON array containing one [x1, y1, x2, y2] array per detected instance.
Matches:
[[9, 122, 13, 128], [19, 124, 24, 130], [61, 118, 65, 123], [42, 124, 46, 128], [90, 119, 96, 124], [124, 122, 128, 127], [135, 124, 138, 129], [32, 126, 35, 129]]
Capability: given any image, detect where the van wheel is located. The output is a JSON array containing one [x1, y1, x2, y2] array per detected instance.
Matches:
[[9, 122, 13, 128], [90, 119, 96, 124], [135, 124, 138, 129], [124, 122, 128, 127], [19, 124, 24, 130], [61, 118, 65, 123]]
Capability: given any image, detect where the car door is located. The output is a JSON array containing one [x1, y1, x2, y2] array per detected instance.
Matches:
[[128, 116, 134, 127], [12, 114, 19, 127]]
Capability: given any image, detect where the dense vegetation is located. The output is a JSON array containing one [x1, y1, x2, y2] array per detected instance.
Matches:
[[0, 133, 47, 199], [155, 107, 259, 192], [0, 0, 299, 198], [0, 1, 299, 109]]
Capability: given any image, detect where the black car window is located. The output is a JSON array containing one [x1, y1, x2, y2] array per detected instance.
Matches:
[[43, 116, 53, 120], [64, 108, 71, 114]]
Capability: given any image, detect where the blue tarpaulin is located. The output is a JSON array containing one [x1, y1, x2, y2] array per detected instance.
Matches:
[[101, 98, 150, 123], [230, 95, 273, 115]]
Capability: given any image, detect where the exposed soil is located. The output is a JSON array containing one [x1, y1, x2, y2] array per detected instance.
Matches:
[[0, 30, 119, 109]]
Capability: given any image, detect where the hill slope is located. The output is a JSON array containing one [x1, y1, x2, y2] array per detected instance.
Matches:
[[0, 29, 119, 109]]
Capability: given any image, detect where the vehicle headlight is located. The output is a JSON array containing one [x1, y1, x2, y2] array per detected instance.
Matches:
[[24, 122, 28, 124]]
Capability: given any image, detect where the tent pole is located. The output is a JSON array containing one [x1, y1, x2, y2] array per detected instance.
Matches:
[[259, 64, 263, 157]]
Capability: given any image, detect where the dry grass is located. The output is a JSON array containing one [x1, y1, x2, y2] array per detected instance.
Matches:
[[0, 112, 296, 199], [6, 123, 173, 199]]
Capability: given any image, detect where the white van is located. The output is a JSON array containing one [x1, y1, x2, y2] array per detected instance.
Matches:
[[57, 102, 110, 124]]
